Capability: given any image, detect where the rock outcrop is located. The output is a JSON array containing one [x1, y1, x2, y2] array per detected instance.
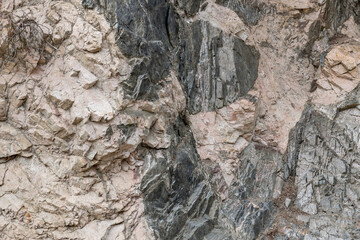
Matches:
[[0, 0, 360, 239]]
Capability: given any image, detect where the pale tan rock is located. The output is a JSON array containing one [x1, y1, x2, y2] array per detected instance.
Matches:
[[47, 73, 76, 110], [53, 19, 73, 44], [47, 10, 61, 23], [312, 43, 360, 105], [0, 98, 7, 121], [48, 88, 74, 110], [71, 17, 103, 53], [188, 98, 256, 184], [84, 10, 112, 35], [87, 89, 115, 122], [341, 16, 360, 40], [0, 0, 23, 13], [143, 118, 171, 149], [0, 18, 10, 54], [0, 216, 8, 232], [70, 97, 90, 124], [0, 193, 24, 212], [79, 68, 98, 89], [65, 55, 99, 89], [0, 3, 148, 238], [28, 128, 54, 145], [0, 79, 7, 120], [189, 98, 255, 147], [0, 164, 6, 186], [0, 78, 7, 97], [38, 153, 88, 178], [270, 0, 316, 10], [79, 217, 124, 240], [0, 123, 32, 159], [199, 2, 249, 38]]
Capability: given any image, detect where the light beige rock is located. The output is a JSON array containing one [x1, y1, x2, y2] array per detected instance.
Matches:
[[270, 0, 316, 10], [341, 16, 360, 40], [312, 43, 360, 105], [38, 153, 88, 178], [0, 123, 32, 159], [0, 98, 7, 121], [87, 89, 115, 122], [79, 68, 98, 89], [52, 19, 72, 44], [0, 18, 10, 54], [72, 17, 103, 53], [188, 98, 255, 184], [48, 87, 75, 110], [0, 194, 24, 212], [47, 10, 61, 23], [0, 79, 7, 120]]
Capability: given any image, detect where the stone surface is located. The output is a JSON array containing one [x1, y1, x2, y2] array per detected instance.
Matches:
[[179, 20, 259, 114], [0, 123, 32, 160], [0, 0, 360, 239], [283, 87, 360, 239]]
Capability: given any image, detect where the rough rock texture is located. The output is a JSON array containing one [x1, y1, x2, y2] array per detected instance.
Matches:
[[1, 0, 360, 239], [179, 20, 259, 114]]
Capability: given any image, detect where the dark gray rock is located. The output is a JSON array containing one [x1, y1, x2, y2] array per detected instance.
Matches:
[[141, 126, 286, 239], [284, 86, 360, 239], [140, 118, 220, 240], [117, 124, 137, 144], [324, 0, 360, 31], [93, 0, 180, 100], [204, 228, 233, 240], [215, 0, 273, 25], [88, 0, 259, 107], [220, 143, 283, 239], [82, 0, 96, 9], [178, 21, 259, 114], [174, 0, 204, 16]]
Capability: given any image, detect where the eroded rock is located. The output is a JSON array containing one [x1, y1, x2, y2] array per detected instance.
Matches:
[[0, 123, 32, 160], [1, 0, 360, 239]]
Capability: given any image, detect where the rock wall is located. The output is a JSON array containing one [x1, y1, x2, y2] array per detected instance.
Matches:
[[0, 0, 360, 239]]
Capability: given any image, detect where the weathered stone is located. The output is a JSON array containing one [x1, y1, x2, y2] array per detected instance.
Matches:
[[52, 19, 72, 44], [285, 198, 291, 208], [179, 21, 259, 114], [216, 0, 273, 25], [0, 123, 32, 160], [38, 153, 89, 178], [285, 87, 360, 238], [174, 0, 203, 16], [71, 18, 103, 53], [82, 0, 96, 9], [2, 0, 360, 239], [141, 118, 220, 239], [47, 10, 61, 23], [79, 68, 98, 89], [0, 98, 7, 121], [48, 88, 74, 110], [324, 0, 360, 30], [87, 90, 114, 122]]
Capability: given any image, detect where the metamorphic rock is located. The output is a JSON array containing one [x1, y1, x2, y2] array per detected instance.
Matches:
[[0, 0, 360, 239]]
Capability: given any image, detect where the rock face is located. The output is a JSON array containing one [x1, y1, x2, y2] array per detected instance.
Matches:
[[283, 87, 360, 239], [1, 0, 360, 239], [179, 21, 259, 113]]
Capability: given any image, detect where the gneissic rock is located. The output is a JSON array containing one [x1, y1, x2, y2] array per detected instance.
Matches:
[[1, 0, 360, 239], [179, 20, 259, 113]]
